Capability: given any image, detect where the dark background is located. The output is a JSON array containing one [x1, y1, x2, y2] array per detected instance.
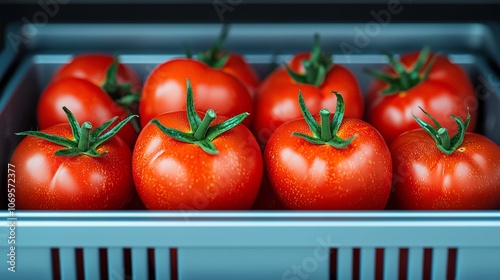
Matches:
[[1, 0, 500, 51], [1, 1, 500, 32]]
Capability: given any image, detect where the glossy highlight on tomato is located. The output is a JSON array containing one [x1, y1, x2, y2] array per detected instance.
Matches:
[[133, 79, 262, 210], [11, 108, 135, 210], [265, 91, 391, 210], [254, 35, 363, 146], [365, 47, 477, 143], [194, 25, 260, 97], [38, 77, 138, 148], [51, 53, 141, 91], [140, 59, 253, 128], [38, 54, 141, 148], [389, 108, 500, 210]]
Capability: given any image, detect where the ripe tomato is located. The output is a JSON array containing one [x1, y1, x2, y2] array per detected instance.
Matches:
[[219, 53, 260, 97], [133, 79, 262, 210], [38, 77, 138, 148], [195, 25, 260, 97], [365, 47, 477, 143], [11, 107, 136, 210], [253, 35, 363, 146], [140, 59, 253, 128], [265, 91, 392, 210], [389, 108, 500, 210], [51, 53, 141, 92]]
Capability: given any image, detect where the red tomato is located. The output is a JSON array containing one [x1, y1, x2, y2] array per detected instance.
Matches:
[[253, 37, 363, 146], [140, 59, 253, 128], [195, 25, 260, 97], [366, 47, 477, 144], [11, 110, 135, 210], [51, 54, 141, 92], [37, 77, 138, 148], [389, 110, 500, 210], [220, 53, 260, 98], [265, 92, 391, 210], [133, 80, 262, 210], [257, 52, 311, 96]]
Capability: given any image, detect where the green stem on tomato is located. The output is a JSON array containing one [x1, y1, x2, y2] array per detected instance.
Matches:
[[437, 127, 451, 151], [151, 78, 248, 155], [320, 109, 332, 141], [196, 24, 231, 69], [285, 34, 333, 87], [194, 110, 217, 140], [100, 57, 141, 133], [364, 45, 440, 95], [292, 90, 357, 148], [77, 122, 92, 152], [16, 107, 137, 157], [412, 106, 470, 155]]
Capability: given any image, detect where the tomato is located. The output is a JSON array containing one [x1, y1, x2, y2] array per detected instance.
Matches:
[[265, 91, 392, 210], [133, 79, 262, 210], [389, 108, 500, 210], [195, 25, 260, 97], [219, 53, 260, 97], [365, 47, 477, 144], [253, 35, 363, 146], [38, 77, 138, 148], [51, 53, 141, 92], [38, 55, 141, 148], [256, 52, 311, 97], [140, 59, 253, 128], [11, 107, 135, 210]]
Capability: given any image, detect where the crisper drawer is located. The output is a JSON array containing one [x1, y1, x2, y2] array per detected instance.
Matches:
[[0, 23, 500, 280]]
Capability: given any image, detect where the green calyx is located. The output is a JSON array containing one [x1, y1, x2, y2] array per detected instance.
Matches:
[[100, 58, 141, 133], [365, 45, 439, 95], [151, 78, 248, 155], [413, 107, 471, 155], [101, 58, 141, 105], [286, 34, 333, 87], [292, 91, 357, 148], [16, 107, 137, 157], [194, 24, 230, 69]]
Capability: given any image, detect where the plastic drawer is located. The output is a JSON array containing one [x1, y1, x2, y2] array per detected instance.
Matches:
[[1, 23, 500, 280]]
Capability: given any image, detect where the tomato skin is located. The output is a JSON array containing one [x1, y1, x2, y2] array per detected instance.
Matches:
[[37, 77, 138, 148], [51, 54, 141, 92], [132, 111, 263, 210], [265, 117, 392, 210], [254, 53, 363, 146], [257, 52, 310, 96], [221, 53, 260, 98], [366, 52, 477, 144], [140, 59, 254, 128], [11, 124, 134, 210], [389, 130, 500, 210]]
